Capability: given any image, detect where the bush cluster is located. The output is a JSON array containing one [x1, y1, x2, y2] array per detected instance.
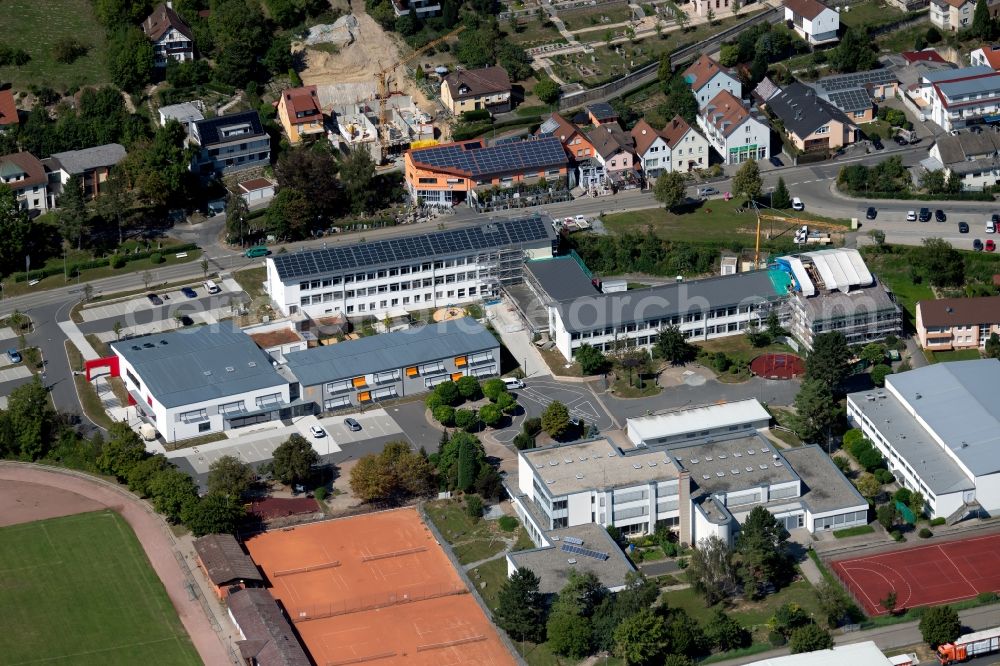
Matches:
[[842, 429, 885, 472], [11, 244, 197, 283]]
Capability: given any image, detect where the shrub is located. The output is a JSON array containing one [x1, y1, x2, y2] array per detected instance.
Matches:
[[891, 530, 904, 541], [875, 468, 895, 484], [466, 493, 483, 520], [314, 487, 327, 502], [857, 448, 885, 472], [425, 393, 444, 410], [832, 455, 851, 474], [434, 381, 461, 406], [893, 487, 912, 505], [455, 408, 478, 431], [496, 392, 517, 414], [433, 405, 456, 426], [110, 254, 127, 269], [512, 432, 535, 450], [456, 375, 482, 401], [150, 252, 164, 264], [677, 556, 688, 569], [498, 515, 518, 531], [482, 378, 507, 401], [930, 517, 946, 526], [977, 591, 999, 603], [768, 630, 787, 647], [523, 417, 542, 436], [919, 527, 933, 538], [479, 403, 503, 428]]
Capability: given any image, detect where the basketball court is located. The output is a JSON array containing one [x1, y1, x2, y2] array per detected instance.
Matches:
[[750, 352, 805, 379], [244, 508, 515, 666], [831, 533, 1000, 616]]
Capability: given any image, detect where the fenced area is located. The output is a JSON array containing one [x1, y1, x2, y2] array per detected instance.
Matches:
[[831, 533, 1000, 616], [750, 352, 806, 379], [244, 508, 515, 666]]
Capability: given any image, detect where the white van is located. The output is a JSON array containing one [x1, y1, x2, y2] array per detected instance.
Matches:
[[503, 377, 525, 389], [987, 219, 997, 234], [203, 280, 221, 294], [792, 197, 805, 211]]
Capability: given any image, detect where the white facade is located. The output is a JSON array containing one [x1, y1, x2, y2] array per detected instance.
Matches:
[[784, 3, 840, 44], [635, 134, 670, 177], [665, 127, 711, 173], [694, 71, 742, 109], [917, 67, 1000, 131], [626, 399, 772, 447], [6, 179, 47, 212], [697, 111, 771, 165]]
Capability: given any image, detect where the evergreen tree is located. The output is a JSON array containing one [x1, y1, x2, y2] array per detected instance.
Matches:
[[806, 331, 851, 390], [973, 0, 993, 40], [493, 567, 545, 643], [771, 177, 791, 209]]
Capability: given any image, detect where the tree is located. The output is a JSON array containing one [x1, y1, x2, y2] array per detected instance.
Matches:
[[663, 657, 694, 666], [118, 120, 190, 206], [494, 567, 546, 643], [732, 0, 743, 15], [591, 573, 660, 651], [455, 408, 479, 432], [687, 535, 737, 605], [148, 467, 198, 523], [973, 0, 992, 40], [183, 493, 244, 536], [534, 77, 561, 105], [482, 378, 508, 401], [654, 171, 687, 210], [58, 175, 87, 250], [791, 378, 838, 445], [433, 405, 456, 426], [274, 147, 342, 219], [914, 238, 965, 288], [789, 624, 833, 653], [654, 325, 696, 364], [349, 441, 434, 504], [541, 400, 571, 439], [771, 177, 791, 209], [706, 6, 716, 24], [815, 580, 851, 627], [6, 377, 57, 461], [271, 434, 319, 486], [880, 590, 898, 614], [662, 76, 699, 125], [546, 606, 592, 658], [664, 608, 710, 658], [341, 148, 376, 215], [870, 364, 892, 388], [675, 6, 690, 30], [226, 191, 250, 246], [613, 608, 667, 665], [98, 169, 133, 245], [830, 27, 876, 73], [877, 502, 898, 530], [97, 422, 147, 479], [456, 375, 482, 401], [125, 454, 169, 497], [806, 331, 851, 390], [766, 311, 784, 338], [856, 472, 882, 500], [770, 603, 811, 638], [108, 26, 154, 92], [207, 455, 255, 499], [0, 185, 31, 276], [860, 343, 886, 366], [985, 333, 1000, 359], [434, 380, 461, 406], [909, 491, 926, 518], [734, 506, 790, 599], [266, 189, 314, 241], [919, 605, 961, 648], [869, 229, 886, 248], [733, 159, 762, 202], [479, 403, 503, 427], [706, 610, 751, 652]]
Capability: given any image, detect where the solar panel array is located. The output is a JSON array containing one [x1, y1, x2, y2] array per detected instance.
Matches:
[[272, 216, 552, 279], [562, 536, 584, 545], [818, 69, 896, 92], [828, 88, 872, 113], [561, 543, 610, 561], [411, 136, 567, 179]]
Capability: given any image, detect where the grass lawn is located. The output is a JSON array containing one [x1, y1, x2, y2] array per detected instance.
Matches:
[[877, 23, 932, 53], [0, 0, 108, 91], [505, 18, 565, 47], [834, 524, 876, 538], [858, 119, 895, 140], [539, 345, 585, 377], [0, 511, 200, 665], [468, 556, 510, 610], [858, 248, 934, 325], [67, 341, 116, 430], [425, 499, 517, 565], [926, 348, 982, 363], [603, 204, 847, 246], [560, 4, 634, 32], [234, 266, 268, 302], [839, 2, 905, 29], [610, 374, 661, 398]]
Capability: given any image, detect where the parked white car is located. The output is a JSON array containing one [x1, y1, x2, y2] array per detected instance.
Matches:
[[792, 197, 804, 211]]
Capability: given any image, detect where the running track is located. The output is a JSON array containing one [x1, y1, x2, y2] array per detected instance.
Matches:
[[831, 533, 1000, 616]]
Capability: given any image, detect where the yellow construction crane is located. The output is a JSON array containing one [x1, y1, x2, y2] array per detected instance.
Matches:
[[752, 206, 846, 266], [376, 26, 466, 163]]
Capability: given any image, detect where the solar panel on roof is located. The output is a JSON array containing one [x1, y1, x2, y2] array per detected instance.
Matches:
[[561, 543, 610, 560], [828, 88, 872, 113], [562, 536, 584, 545], [818, 69, 896, 92]]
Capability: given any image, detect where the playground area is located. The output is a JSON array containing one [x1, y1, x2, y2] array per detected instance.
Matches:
[[831, 533, 1000, 616], [433, 306, 467, 322], [750, 352, 805, 379], [243, 508, 515, 666]]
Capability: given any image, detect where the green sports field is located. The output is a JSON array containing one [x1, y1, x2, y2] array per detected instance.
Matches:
[[0, 511, 200, 666]]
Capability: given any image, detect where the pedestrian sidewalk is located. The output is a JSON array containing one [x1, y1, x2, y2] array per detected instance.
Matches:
[[58, 320, 99, 361]]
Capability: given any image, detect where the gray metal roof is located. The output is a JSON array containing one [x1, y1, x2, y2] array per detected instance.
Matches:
[[525, 257, 600, 302], [847, 388, 973, 495], [671, 435, 797, 494], [270, 215, 556, 281], [49, 144, 126, 175], [111, 326, 286, 408], [284, 317, 498, 386], [923, 65, 994, 83], [938, 73, 1000, 100], [159, 102, 204, 124], [887, 359, 1000, 477], [552, 270, 786, 333]]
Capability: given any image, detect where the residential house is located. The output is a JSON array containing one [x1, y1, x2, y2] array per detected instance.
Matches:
[[537, 113, 596, 162], [930, 0, 972, 31], [142, 2, 194, 66], [43, 144, 126, 203], [0, 152, 48, 212], [752, 77, 782, 108], [587, 123, 635, 175], [915, 66, 1000, 131], [158, 101, 203, 131], [916, 296, 1000, 350], [403, 137, 568, 207], [0, 89, 18, 132], [902, 49, 950, 65], [971, 45, 1000, 70], [440, 66, 512, 115], [693, 0, 731, 16], [190, 111, 271, 177], [697, 90, 771, 164], [276, 85, 324, 145], [783, 0, 840, 45], [682, 54, 742, 109], [632, 116, 709, 177], [810, 69, 898, 124], [925, 130, 1000, 190], [586, 102, 619, 126], [767, 83, 858, 152], [390, 0, 441, 18]]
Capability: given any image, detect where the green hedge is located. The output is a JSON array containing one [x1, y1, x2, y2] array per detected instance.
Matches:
[[839, 188, 994, 202], [11, 243, 198, 283]]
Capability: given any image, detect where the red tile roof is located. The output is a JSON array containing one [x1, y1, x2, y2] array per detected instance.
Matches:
[[142, 2, 193, 41], [0, 152, 46, 188], [280, 86, 321, 123], [783, 0, 831, 20], [540, 112, 582, 144], [975, 46, 1000, 70], [683, 54, 727, 92], [0, 90, 17, 128], [902, 49, 948, 64], [248, 497, 320, 520], [630, 119, 663, 155], [702, 90, 750, 137], [660, 115, 695, 149]]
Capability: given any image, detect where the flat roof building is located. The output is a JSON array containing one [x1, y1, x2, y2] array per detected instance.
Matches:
[[284, 317, 500, 412], [626, 399, 772, 447], [847, 359, 1000, 521], [747, 641, 898, 666], [265, 215, 556, 319]]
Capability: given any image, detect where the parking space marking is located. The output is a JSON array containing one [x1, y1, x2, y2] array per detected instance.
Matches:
[[0, 365, 32, 384]]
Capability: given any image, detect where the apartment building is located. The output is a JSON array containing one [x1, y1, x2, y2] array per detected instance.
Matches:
[[0, 151, 48, 212], [916, 66, 1000, 131], [916, 296, 1000, 350], [927, 130, 1000, 190], [190, 111, 271, 177], [265, 215, 557, 318], [767, 83, 858, 152], [697, 90, 771, 164], [284, 318, 499, 412], [682, 55, 742, 109]]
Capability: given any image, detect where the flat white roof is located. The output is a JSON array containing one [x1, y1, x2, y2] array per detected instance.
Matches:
[[747, 641, 891, 666], [522, 438, 680, 496], [802, 248, 874, 293], [626, 399, 770, 444]]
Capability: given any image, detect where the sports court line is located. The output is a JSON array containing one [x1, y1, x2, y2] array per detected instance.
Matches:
[[936, 544, 979, 596], [8, 636, 182, 665], [835, 564, 882, 614]]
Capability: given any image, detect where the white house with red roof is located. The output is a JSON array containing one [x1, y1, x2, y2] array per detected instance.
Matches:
[[697, 91, 771, 165], [917, 66, 1000, 131], [971, 45, 1000, 70], [783, 0, 839, 45], [142, 2, 194, 66], [682, 55, 742, 109], [631, 116, 709, 177], [0, 90, 18, 133]]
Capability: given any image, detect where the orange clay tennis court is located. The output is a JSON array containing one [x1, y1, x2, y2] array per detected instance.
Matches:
[[244, 507, 515, 666]]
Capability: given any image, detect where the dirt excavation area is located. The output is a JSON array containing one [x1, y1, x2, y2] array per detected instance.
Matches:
[[295, 8, 436, 112]]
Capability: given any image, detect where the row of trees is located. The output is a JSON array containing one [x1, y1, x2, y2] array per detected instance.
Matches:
[[570, 232, 731, 278], [427, 377, 519, 430]]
